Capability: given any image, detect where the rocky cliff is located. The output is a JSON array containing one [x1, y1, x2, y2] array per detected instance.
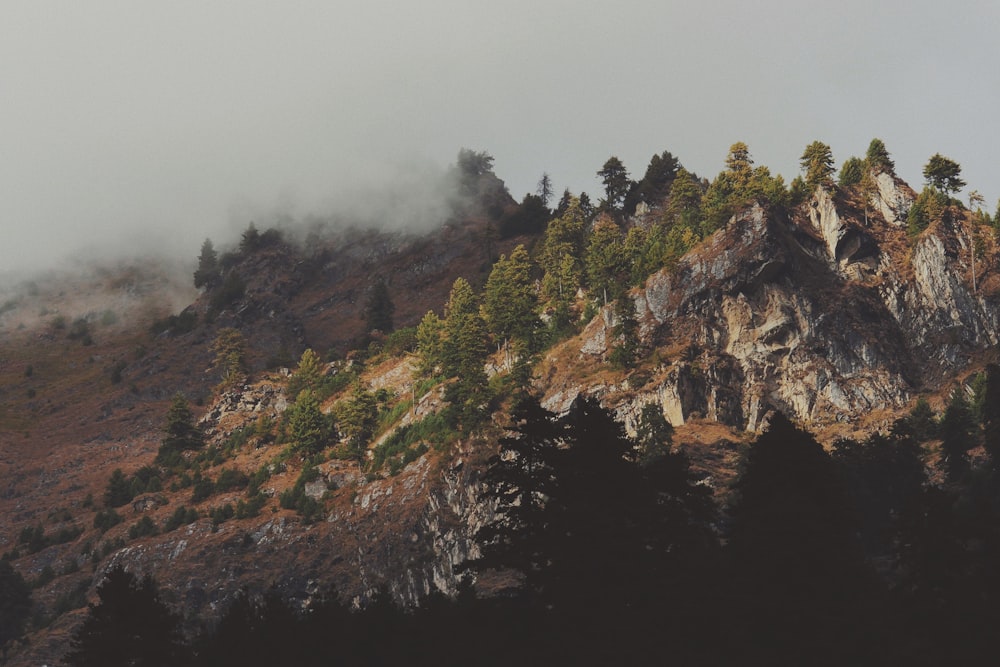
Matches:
[[546, 180, 1000, 437]]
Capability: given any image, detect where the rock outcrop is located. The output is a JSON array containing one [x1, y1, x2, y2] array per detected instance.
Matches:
[[554, 186, 999, 433]]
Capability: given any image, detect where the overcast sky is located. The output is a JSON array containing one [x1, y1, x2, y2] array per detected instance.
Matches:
[[2, 0, 999, 274]]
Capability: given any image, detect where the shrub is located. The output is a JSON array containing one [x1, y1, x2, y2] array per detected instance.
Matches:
[[191, 476, 216, 503], [32, 565, 56, 589], [279, 465, 324, 522], [93, 509, 123, 534], [128, 516, 159, 540], [383, 326, 418, 356], [215, 467, 249, 492], [235, 494, 267, 519], [210, 504, 235, 530], [163, 506, 200, 532], [150, 310, 198, 336]]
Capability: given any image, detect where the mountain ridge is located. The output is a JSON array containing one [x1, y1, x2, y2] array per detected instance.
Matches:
[[3, 151, 1000, 665]]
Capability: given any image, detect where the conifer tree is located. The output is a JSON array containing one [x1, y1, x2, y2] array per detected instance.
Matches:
[[664, 167, 702, 229], [536, 172, 553, 207], [609, 292, 639, 369], [104, 468, 134, 508], [363, 276, 394, 335], [800, 141, 836, 189], [0, 559, 32, 662], [539, 199, 586, 308], [287, 389, 330, 455], [727, 412, 867, 625], [287, 348, 323, 399], [158, 393, 202, 460], [626, 150, 681, 213], [211, 328, 246, 389], [597, 156, 632, 214], [923, 153, 966, 195], [239, 222, 261, 254], [335, 383, 378, 467], [584, 216, 627, 305], [981, 364, 1000, 472], [865, 138, 895, 174], [466, 396, 566, 595], [838, 156, 864, 187], [65, 566, 186, 667], [939, 387, 975, 482], [415, 311, 444, 378], [482, 245, 538, 362], [193, 238, 219, 289], [441, 278, 489, 383]]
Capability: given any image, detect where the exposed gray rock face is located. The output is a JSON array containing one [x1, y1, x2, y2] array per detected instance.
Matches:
[[558, 194, 998, 432]]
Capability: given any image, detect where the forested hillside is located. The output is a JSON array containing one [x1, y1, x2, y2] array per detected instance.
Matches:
[[4, 140, 1000, 665]]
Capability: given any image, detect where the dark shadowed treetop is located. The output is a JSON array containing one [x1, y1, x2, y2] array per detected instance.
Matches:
[[161, 393, 203, 453], [0, 559, 32, 660], [536, 172, 553, 206], [193, 238, 219, 289], [456, 148, 494, 178], [364, 276, 394, 334], [597, 156, 632, 213], [626, 150, 681, 213], [65, 565, 186, 667]]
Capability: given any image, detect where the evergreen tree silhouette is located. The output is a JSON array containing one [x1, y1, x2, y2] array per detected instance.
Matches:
[[939, 388, 976, 483], [65, 565, 186, 667], [0, 559, 32, 662], [725, 412, 875, 663], [466, 395, 565, 596]]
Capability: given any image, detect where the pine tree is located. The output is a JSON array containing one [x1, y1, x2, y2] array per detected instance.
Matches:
[[211, 328, 246, 389], [609, 292, 639, 369], [482, 245, 538, 356], [838, 156, 864, 187], [865, 138, 895, 174], [363, 276, 394, 335], [635, 403, 673, 464], [727, 413, 864, 600], [441, 278, 489, 384], [193, 238, 219, 289], [65, 566, 186, 667], [334, 384, 378, 467], [466, 396, 565, 595], [923, 153, 966, 195], [981, 364, 1000, 472], [539, 199, 586, 308], [584, 216, 626, 305], [597, 156, 632, 214], [415, 311, 444, 378], [939, 387, 975, 482], [286, 348, 323, 399], [287, 389, 330, 455], [664, 167, 702, 229], [158, 393, 202, 462], [536, 172, 553, 207], [104, 468, 134, 508], [239, 222, 261, 253], [0, 559, 32, 662], [800, 141, 836, 189]]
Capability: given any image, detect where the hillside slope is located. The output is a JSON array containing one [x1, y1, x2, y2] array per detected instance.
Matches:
[[2, 169, 999, 665]]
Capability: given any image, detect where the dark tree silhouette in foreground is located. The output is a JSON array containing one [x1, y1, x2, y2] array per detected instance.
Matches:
[[65, 565, 186, 667]]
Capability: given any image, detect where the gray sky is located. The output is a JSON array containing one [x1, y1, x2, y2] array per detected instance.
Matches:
[[3, 0, 999, 274]]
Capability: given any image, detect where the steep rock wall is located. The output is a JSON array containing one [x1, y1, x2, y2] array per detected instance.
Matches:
[[555, 193, 999, 432]]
